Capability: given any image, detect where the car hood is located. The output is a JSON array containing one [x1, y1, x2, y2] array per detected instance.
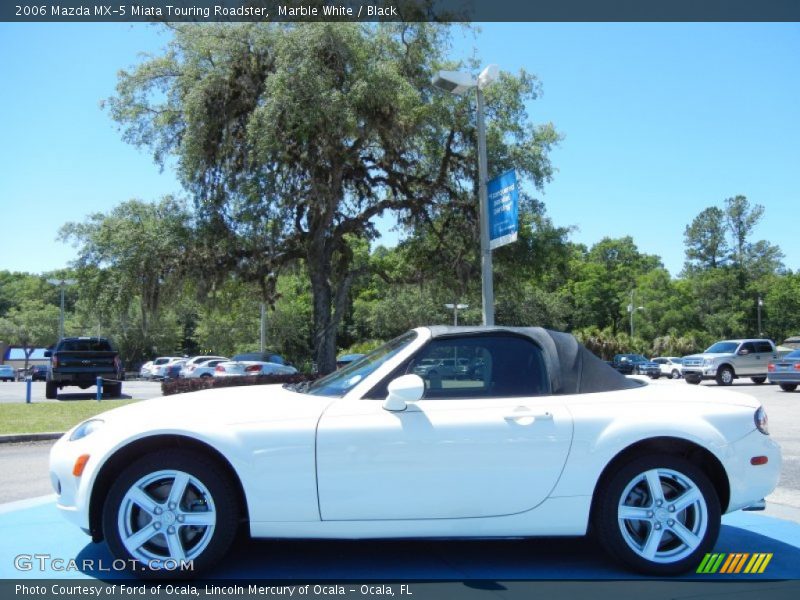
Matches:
[[87, 384, 332, 434], [684, 353, 732, 360]]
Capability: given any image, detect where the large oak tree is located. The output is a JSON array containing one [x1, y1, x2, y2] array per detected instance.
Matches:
[[107, 23, 559, 372]]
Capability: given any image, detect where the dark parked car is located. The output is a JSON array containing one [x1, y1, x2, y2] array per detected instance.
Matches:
[[45, 337, 123, 399], [611, 354, 661, 378], [29, 364, 49, 381]]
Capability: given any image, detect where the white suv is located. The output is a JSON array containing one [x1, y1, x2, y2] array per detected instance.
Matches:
[[651, 357, 684, 379]]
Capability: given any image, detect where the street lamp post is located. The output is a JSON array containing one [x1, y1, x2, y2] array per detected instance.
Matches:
[[432, 65, 500, 326], [627, 291, 644, 339], [444, 303, 469, 326], [757, 296, 763, 336], [46, 278, 77, 340]]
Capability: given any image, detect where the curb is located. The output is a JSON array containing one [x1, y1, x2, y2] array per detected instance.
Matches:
[[0, 432, 64, 444]]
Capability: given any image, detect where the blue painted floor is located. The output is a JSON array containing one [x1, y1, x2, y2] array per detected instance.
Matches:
[[1, 498, 799, 580]]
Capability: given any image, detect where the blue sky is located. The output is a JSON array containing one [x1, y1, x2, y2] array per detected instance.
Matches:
[[1, 22, 798, 277]]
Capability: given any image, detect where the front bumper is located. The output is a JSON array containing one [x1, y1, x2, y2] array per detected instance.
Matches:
[[724, 428, 782, 513], [683, 365, 718, 378]]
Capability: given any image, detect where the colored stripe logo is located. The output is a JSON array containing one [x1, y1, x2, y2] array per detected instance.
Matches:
[[696, 553, 773, 574]]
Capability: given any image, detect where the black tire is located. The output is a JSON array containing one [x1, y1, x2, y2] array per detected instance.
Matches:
[[685, 375, 701, 385], [200, 373, 213, 379], [750, 376, 767, 385], [715, 366, 734, 386], [780, 383, 797, 392], [102, 449, 240, 578], [593, 454, 721, 575], [45, 382, 58, 399], [671, 370, 681, 380]]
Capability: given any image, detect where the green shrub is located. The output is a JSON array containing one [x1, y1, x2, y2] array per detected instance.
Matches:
[[162, 373, 319, 396]]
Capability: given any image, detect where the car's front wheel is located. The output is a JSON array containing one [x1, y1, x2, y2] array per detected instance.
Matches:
[[715, 366, 735, 386], [102, 449, 240, 577], [594, 455, 721, 575], [684, 375, 701, 385]]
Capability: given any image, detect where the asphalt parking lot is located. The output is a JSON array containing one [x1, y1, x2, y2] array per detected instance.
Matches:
[[0, 377, 799, 584], [0, 380, 164, 404]]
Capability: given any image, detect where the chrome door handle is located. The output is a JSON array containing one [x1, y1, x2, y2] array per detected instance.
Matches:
[[504, 411, 553, 421]]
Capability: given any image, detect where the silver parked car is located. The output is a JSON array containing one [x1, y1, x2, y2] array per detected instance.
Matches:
[[213, 352, 296, 378]]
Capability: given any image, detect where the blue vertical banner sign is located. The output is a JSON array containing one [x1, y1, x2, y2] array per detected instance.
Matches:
[[487, 170, 519, 250]]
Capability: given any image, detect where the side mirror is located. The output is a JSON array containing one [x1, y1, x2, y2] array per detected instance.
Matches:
[[44, 350, 51, 358], [382, 374, 425, 412], [738, 348, 749, 355]]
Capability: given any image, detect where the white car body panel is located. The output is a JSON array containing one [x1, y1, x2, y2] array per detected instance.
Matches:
[[49, 326, 782, 551], [317, 395, 573, 520]]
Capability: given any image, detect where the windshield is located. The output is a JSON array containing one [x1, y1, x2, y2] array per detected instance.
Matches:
[[302, 331, 418, 397], [704, 342, 739, 354]]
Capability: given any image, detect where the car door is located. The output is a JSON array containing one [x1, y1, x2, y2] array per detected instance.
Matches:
[[316, 334, 574, 521], [754, 341, 777, 371], [735, 341, 758, 375]]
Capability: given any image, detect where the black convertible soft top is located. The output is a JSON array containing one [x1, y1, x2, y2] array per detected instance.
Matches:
[[426, 326, 642, 394]]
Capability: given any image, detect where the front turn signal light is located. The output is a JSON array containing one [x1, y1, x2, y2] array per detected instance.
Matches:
[[72, 454, 90, 477]]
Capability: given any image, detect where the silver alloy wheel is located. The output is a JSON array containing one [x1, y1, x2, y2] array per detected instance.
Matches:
[[117, 469, 217, 564], [720, 369, 733, 385], [617, 468, 708, 564]]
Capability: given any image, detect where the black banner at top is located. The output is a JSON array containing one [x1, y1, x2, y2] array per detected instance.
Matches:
[[3, 0, 800, 23]]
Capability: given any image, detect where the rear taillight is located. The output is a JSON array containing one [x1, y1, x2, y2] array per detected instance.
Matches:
[[795, 364, 800, 371], [52, 356, 59, 368], [768, 363, 775, 372], [215, 365, 225, 372], [245, 365, 261, 373]]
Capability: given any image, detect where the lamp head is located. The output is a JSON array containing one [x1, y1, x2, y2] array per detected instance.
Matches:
[[431, 70, 477, 95]]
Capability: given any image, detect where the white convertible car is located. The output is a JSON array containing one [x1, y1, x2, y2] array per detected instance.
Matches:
[[49, 326, 781, 577]]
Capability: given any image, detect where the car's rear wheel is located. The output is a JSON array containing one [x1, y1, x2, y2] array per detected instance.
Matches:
[[715, 366, 734, 386], [671, 370, 681, 379], [45, 382, 58, 399], [105, 382, 122, 398], [103, 449, 240, 577], [594, 454, 720, 575], [780, 383, 797, 392], [750, 376, 767, 385]]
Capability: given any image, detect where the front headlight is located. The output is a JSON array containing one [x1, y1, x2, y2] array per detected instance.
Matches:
[[703, 359, 713, 366], [69, 418, 105, 441], [754, 406, 769, 435]]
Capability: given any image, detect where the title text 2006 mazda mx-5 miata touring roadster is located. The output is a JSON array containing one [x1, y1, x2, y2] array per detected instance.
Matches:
[[49, 326, 781, 577]]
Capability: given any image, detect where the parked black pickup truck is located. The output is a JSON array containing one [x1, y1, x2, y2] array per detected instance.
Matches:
[[45, 337, 123, 399]]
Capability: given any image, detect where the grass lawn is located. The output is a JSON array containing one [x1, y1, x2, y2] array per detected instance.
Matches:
[[0, 400, 136, 434]]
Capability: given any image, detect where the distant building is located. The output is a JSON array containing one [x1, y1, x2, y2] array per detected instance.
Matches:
[[0, 343, 50, 369]]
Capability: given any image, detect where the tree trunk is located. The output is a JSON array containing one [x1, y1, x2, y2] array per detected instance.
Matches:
[[309, 264, 338, 375]]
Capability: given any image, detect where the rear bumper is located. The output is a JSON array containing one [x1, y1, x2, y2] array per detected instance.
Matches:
[[767, 373, 800, 384]]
